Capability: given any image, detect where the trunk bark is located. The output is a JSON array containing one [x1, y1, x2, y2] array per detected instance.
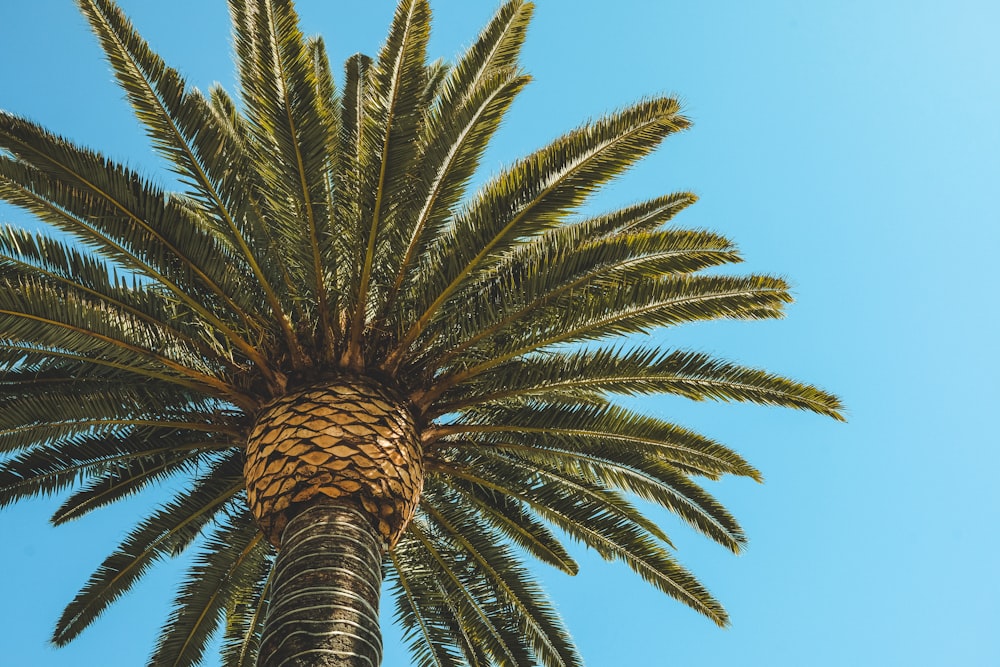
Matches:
[[257, 501, 384, 667]]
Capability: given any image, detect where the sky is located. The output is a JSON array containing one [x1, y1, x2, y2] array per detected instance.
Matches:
[[1, 0, 998, 665]]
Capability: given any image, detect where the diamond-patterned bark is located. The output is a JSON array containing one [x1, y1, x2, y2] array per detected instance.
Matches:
[[244, 377, 422, 548]]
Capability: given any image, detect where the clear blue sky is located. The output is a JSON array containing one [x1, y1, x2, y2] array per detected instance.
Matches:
[[2, 1, 998, 665]]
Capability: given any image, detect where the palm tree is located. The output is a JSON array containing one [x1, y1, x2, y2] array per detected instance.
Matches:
[[0, 0, 842, 665]]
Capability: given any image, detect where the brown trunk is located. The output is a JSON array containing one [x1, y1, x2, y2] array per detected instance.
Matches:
[[257, 501, 384, 667], [243, 377, 423, 548]]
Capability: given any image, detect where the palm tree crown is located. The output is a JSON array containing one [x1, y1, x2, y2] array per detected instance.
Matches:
[[0, 0, 843, 665]]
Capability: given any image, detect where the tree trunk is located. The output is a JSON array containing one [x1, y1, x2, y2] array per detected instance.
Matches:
[[244, 378, 424, 666], [257, 501, 385, 667]]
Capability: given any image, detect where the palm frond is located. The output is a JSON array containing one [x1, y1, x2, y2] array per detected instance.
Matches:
[[376, 0, 534, 328], [0, 275, 249, 404], [388, 538, 483, 667], [346, 0, 431, 362], [0, 146, 240, 313], [396, 97, 691, 360], [334, 51, 373, 338], [75, 0, 296, 350], [0, 138, 278, 384], [421, 60, 450, 107], [0, 429, 231, 509], [0, 371, 228, 427], [51, 449, 232, 526], [430, 452, 728, 626], [220, 564, 272, 667], [204, 83, 308, 350], [0, 227, 244, 373], [443, 446, 672, 544], [376, 68, 530, 340], [478, 443, 746, 552], [405, 519, 534, 666], [438, 0, 533, 107], [435, 274, 792, 392], [230, 0, 337, 358], [422, 480, 582, 667], [590, 191, 700, 236], [442, 477, 578, 575], [437, 346, 845, 419], [306, 35, 344, 345], [411, 227, 742, 376], [149, 507, 267, 667], [52, 453, 244, 645], [432, 401, 759, 480]]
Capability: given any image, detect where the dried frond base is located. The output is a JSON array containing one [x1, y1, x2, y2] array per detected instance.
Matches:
[[244, 377, 422, 548]]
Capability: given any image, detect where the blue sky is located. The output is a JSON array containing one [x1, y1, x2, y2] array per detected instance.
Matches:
[[1, 0, 998, 665]]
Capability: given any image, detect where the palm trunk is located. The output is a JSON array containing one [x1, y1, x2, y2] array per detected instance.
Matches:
[[257, 501, 385, 667]]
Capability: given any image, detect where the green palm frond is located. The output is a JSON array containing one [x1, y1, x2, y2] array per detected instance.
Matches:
[[433, 401, 760, 480], [0, 145, 275, 386], [421, 60, 450, 107], [591, 191, 700, 236], [51, 448, 231, 526], [75, 0, 306, 368], [0, 277, 248, 405], [0, 143, 237, 306], [346, 0, 431, 363], [230, 0, 337, 355], [336, 50, 374, 337], [52, 454, 245, 645], [150, 507, 269, 667], [421, 481, 582, 667], [0, 371, 227, 425], [438, 0, 533, 105], [389, 537, 483, 667], [444, 477, 578, 575], [306, 33, 345, 350], [375, 0, 533, 327], [393, 97, 691, 363], [0, 227, 246, 371], [428, 450, 728, 625], [76, 0, 239, 202], [442, 445, 673, 544], [436, 346, 844, 418], [220, 565, 272, 667], [424, 274, 792, 398], [76, 0, 289, 318], [376, 68, 530, 337], [0, 432, 224, 510], [408, 227, 743, 377], [406, 519, 534, 666], [494, 444, 746, 552]]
